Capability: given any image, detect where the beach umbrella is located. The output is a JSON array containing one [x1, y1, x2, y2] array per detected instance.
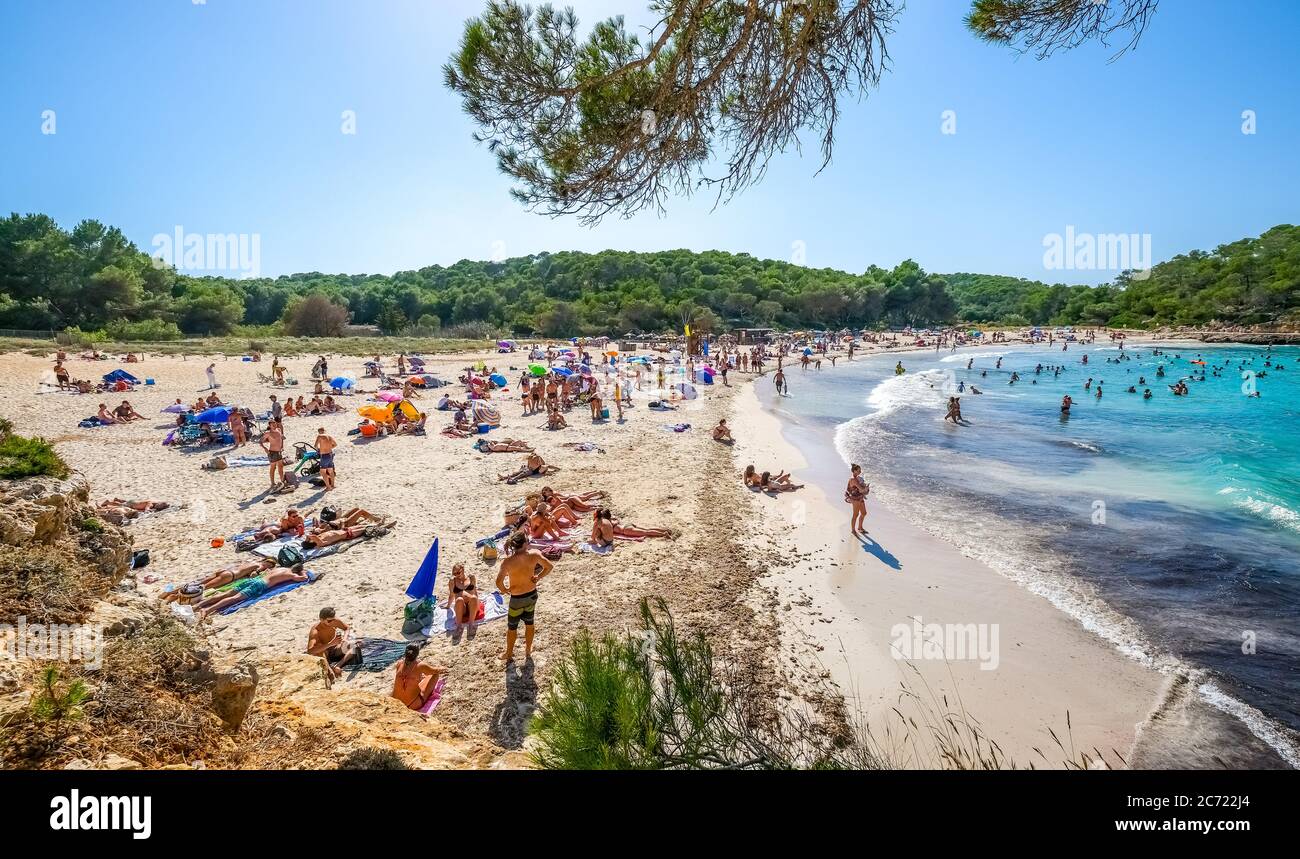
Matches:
[[194, 406, 233, 424], [374, 391, 402, 403], [489, 373, 508, 387], [405, 538, 439, 600], [161, 403, 186, 414], [330, 376, 354, 389], [552, 367, 573, 377], [528, 364, 547, 376], [675, 382, 699, 400], [357, 404, 391, 421]]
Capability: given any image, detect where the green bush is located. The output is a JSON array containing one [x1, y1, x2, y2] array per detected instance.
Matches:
[[30, 666, 89, 725], [530, 599, 869, 770], [56, 326, 107, 347], [103, 318, 183, 342], [0, 433, 69, 480], [79, 518, 104, 534]]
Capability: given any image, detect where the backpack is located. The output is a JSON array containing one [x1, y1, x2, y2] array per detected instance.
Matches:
[[402, 597, 435, 635], [278, 545, 306, 567]]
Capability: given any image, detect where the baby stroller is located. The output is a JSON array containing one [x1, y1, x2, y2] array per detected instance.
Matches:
[[291, 442, 321, 476]]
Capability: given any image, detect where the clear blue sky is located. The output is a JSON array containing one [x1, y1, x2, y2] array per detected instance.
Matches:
[[2, 0, 1296, 283]]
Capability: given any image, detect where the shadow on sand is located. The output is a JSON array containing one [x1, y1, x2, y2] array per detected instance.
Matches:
[[857, 533, 901, 570]]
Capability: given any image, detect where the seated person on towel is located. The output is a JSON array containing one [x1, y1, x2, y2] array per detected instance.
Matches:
[[95, 403, 119, 424], [160, 557, 276, 602], [392, 644, 448, 712], [195, 564, 311, 618], [113, 400, 145, 422], [307, 606, 362, 679]]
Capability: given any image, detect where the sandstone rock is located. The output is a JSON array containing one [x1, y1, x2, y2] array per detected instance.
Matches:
[[211, 661, 259, 731], [101, 753, 143, 770]]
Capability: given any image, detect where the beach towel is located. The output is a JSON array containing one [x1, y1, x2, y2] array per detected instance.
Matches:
[[421, 590, 508, 635], [577, 541, 614, 555], [562, 441, 605, 453], [346, 638, 412, 672], [418, 676, 447, 714], [664, 423, 691, 432], [225, 455, 271, 468], [217, 570, 319, 615], [475, 527, 511, 548]]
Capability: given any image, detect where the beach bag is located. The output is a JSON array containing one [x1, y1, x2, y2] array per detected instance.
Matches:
[[131, 549, 150, 569], [277, 545, 306, 567], [600, 407, 610, 419], [480, 539, 498, 561], [402, 597, 435, 635]]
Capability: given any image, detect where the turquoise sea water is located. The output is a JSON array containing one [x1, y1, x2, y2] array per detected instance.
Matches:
[[769, 343, 1300, 764]]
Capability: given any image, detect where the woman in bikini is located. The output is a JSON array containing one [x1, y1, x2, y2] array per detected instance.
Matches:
[[539, 486, 604, 514], [591, 508, 672, 544], [446, 563, 480, 627], [845, 463, 869, 536], [759, 471, 802, 493]]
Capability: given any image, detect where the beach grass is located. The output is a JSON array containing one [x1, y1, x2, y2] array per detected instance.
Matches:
[[0, 335, 496, 358]]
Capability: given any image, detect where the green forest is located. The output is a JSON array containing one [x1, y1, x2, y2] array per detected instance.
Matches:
[[1, 213, 1296, 340]]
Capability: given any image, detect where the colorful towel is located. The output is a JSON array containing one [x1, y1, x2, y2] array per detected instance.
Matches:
[[421, 591, 508, 635], [347, 638, 411, 672], [217, 570, 318, 615], [418, 676, 447, 714]]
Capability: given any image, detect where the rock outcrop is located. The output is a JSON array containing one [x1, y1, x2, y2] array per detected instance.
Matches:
[[0, 473, 133, 578]]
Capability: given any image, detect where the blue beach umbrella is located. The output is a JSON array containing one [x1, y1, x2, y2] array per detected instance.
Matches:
[[489, 373, 508, 387], [406, 538, 439, 600], [194, 406, 233, 424], [330, 376, 355, 389]]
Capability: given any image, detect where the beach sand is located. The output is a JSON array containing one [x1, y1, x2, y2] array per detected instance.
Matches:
[[0, 335, 1234, 768], [731, 378, 1169, 768], [0, 348, 780, 761]]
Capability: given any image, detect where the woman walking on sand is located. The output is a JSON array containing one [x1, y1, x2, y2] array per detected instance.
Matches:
[[845, 464, 869, 536]]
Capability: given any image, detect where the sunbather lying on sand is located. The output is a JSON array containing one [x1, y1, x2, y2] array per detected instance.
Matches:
[[474, 438, 533, 453], [250, 508, 307, 544], [539, 486, 605, 513], [392, 644, 448, 713], [307, 607, 361, 679], [96, 498, 170, 523], [498, 453, 559, 485], [759, 471, 802, 493], [195, 565, 312, 618], [301, 522, 390, 550], [589, 508, 673, 547], [161, 557, 276, 602], [313, 507, 384, 532]]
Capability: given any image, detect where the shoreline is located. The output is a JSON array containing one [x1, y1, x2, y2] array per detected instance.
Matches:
[[730, 354, 1291, 768]]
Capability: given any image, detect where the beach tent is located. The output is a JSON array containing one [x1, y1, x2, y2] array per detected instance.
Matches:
[[357, 404, 391, 422], [103, 369, 139, 384], [406, 538, 439, 600], [674, 382, 699, 400], [194, 406, 233, 424], [700, 368, 714, 384], [394, 399, 420, 420], [331, 376, 355, 389]]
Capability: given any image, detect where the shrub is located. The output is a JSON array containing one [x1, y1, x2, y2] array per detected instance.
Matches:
[[103, 318, 184, 342], [56, 326, 107, 347], [336, 747, 411, 770], [30, 667, 89, 725], [79, 518, 104, 534], [0, 433, 69, 480], [282, 295, 350, 337], [0, 545, 97, 624], [441, 320, 500, 340], [530, 599, 873, 770]]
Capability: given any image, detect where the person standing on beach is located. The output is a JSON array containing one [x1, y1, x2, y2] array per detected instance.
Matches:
[[262, 419, 285, 488], [774, 367, 787, 395], [845, 464, 869, 536], [315, 427, 337, 490], [495, 531, 553, 663], [205, 362, 219, 390]]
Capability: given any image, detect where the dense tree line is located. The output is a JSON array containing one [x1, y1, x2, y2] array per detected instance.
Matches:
[[1, 213, 1295, 338]]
